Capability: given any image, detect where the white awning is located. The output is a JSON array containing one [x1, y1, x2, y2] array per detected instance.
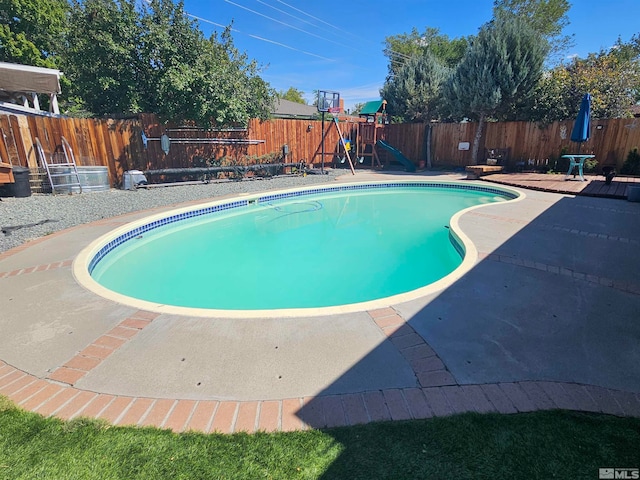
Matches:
[[0, 61, 62, 95]]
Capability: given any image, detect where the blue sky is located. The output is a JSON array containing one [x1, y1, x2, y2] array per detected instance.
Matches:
[[184, 0, 640, 111]]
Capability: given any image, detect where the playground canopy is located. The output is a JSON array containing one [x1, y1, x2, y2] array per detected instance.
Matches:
[[359, 100, 385, 115]]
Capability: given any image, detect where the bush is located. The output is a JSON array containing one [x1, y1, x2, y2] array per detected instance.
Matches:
[[584, 158, 598, 173], [621, 148, 640, 175]]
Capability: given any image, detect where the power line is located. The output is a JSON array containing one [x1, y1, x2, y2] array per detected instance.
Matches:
[[187, 13, 336, 61], [171, 0, 404, 83], [194, 1, 405, 81], [224, 0, 357, 52], [267, 1, 413, 70], [255, 0, 320, 30], [245, 33, 335, 61], [384, 48, 413, 61], [274, 0, 350, 38]]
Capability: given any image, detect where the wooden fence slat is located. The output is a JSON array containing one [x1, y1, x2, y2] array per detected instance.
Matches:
[[0, 115, 18, 165], [10, 115, 32, 168]]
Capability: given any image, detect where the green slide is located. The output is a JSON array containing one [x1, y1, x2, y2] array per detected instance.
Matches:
[[376, 140, 416, 172]]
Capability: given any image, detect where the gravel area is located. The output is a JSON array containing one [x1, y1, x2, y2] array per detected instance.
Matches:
[[0, 171, 343, 254]]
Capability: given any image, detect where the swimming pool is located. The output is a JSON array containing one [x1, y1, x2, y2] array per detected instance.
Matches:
[[75, 181, 521, 317]]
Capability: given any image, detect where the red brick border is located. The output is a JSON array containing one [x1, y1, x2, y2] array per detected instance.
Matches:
[[0, 259, 73, 279], [2, 359, 640, 434], [47, 310, 159, 385], [368, 308, 456, 388], [478, 252, 640, 296]]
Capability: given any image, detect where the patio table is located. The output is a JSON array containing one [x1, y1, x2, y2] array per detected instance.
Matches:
[[562, 154, 595, 182]]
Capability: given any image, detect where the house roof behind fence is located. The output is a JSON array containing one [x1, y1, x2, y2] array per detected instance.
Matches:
[[272, 98, 317, 119]]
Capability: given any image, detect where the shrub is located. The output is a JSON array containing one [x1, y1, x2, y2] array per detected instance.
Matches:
[[584, 158, 598, 173], [621, 148, 640, 175]]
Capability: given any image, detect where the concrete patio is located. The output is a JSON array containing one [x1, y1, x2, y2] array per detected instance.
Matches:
[[1, 170, 639, 433]]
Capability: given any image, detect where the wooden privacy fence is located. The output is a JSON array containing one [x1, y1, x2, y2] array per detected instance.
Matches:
[[137, 114, 361, 174], [2, 113, 640, 188], [430, 118, 640, 170], [0, 113, 141, 187]]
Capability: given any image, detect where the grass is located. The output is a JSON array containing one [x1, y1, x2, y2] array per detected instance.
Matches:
[[1, 395, 639, 479]]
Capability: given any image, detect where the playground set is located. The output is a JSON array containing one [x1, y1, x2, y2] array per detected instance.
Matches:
[[317, 92, 416, 174]]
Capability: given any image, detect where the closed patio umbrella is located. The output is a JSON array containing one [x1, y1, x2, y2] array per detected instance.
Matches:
[[570, 93, 591, 152]]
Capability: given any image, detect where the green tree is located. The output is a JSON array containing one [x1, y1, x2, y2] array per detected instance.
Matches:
[[183, 26, 274, 126], [443, 16, 548, 164], [278, 87, 306, 104], [381, 52, 451, 168], [493, 0, 572, 62], [137, 0, 210, 120], [138, 0, 275, 126], [382, 51, 451, 123], [0, 25, 47, 67], [384, 27, 469, 76], [528, 42, 640, 122], [0, 0, 68, 66], [62, 0, 274, 125], [350, 102, 365, 114], [64, 0, 142, 115]]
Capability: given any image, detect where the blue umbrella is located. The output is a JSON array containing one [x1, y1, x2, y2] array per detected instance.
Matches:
[[570, 93, 591, 151]]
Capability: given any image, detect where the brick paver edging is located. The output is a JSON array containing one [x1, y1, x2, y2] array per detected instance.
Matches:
[[47, 310, 159, 385], [478, 251, 640, 296], [0, 259, 73, 279], [2, 359, 639, 433], [368, 307, 456, 387]]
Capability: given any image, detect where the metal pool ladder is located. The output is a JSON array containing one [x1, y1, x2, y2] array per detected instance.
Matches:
[[35, 136, 82, 194]]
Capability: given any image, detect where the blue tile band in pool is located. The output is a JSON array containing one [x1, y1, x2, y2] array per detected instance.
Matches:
[[88, 199, 249, 274]]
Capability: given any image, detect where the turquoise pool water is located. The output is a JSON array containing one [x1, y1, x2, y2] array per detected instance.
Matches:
[[90, 184, 512, 310]]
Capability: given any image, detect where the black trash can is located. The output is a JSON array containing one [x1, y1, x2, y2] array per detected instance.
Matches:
[[9, 166, 32, 197]]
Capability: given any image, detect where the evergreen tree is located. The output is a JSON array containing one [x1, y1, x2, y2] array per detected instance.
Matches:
[[443, 16, 548, 164], [381, 52, 451, 168], [493, 0, 572, 63], [382, 51, 451, 123]]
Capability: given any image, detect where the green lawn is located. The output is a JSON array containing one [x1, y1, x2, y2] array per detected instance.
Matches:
[[1, 395, 639, 479]]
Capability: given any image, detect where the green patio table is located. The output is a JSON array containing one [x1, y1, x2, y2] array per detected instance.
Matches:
[[562, 154, 595, 182]]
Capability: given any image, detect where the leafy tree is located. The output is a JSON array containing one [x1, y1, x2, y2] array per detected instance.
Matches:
[[184, 27, 274, 126], [62, 0, 274, 126], [350, 102, 365, 114], [0, 25, 48, 67], [278, 87, 307, 104], [443, 16, 548, 164], [64, 0, 142, 115], [384, 27, 470, 76], [610, 33, 640, 66], [0, 0, 68, 66], [527, 42, 640, 122], [137, 0, 211, 120], [493, 0, 572, 62]]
